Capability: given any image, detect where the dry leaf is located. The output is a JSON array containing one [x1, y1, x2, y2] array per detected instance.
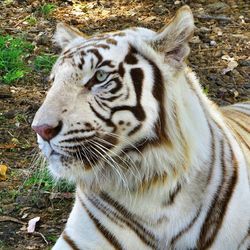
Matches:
[[22, 213, 29, 219], [221, 55, 234, 62], [27, 217, 40, 233], [222, 60, 238, 74], [0, 164, 8, 180]]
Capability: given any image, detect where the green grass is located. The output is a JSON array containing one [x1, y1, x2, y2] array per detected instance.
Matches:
[[203, 85, 209, 95], [24, 167, 75, 193], [47, 235, 58, 244], [39, 4, 56, 17], [0, 113, 6, 122], [3, 0, 14, 4], [0, 33, 58, 84], [0, 34, 34, 84], [25, 15, 37, 25], [34, 54, 58, 73]]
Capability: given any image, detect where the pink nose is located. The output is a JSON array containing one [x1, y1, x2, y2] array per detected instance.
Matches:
[[32, 122, 62, 141]]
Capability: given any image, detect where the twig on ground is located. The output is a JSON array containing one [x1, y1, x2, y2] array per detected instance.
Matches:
[[0, 215, 26, 225], [33, 232, 49, 245]]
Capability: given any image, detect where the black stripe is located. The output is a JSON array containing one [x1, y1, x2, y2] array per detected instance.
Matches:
[[109, 78, 122, 94], [124, 46, 138, 64], [128, 124, 141, 136], [60, 135, 94, 143], [89, 103, 116, 130], [164, 183, 181, 206], [78, 195, 124, 250], [98, 60, 115, 68], [198, 140, 238, 249], [62, 231, 81, 250], [87, 196, 124, 227], [110, 67, 145, 122], [99, 94, 123, 102], [94, 97, 109, 112], [64, 129, 93, 136], [99, 192, 158, 248], [87, 49, 103, 67], [170, 206, 202, 248]]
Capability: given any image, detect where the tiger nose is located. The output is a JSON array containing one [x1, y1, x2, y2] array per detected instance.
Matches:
[[32, 122, 62, 141]]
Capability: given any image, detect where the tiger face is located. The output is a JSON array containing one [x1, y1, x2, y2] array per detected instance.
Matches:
[[32, 7, 194, 184]]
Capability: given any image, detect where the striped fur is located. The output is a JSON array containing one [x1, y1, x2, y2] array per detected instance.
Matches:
[[32, 6, 250, 250]]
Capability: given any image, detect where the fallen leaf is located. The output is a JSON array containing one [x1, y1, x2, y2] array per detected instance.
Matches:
[[27, 217, 40, 233], [221, 55, 234, 61], [234, 90, 239, 98], [22, 213, 29, 219], [222, 60, 238, 74], [0, 164, 8, 180]]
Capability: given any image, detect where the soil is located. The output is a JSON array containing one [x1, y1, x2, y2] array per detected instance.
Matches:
[[0, 0, 249, 249]]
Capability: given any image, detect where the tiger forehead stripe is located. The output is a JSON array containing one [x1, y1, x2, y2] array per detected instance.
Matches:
[[106, 38, 118, 45], [125, 46, 138, 65]]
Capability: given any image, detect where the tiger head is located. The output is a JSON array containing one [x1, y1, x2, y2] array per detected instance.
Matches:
[[32, 6, 194, 186]]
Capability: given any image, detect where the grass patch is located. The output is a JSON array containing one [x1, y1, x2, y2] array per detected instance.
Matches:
[[0, 113, 6, 122], [3, 0, 14, 4], [34, 54, 58, 73], [47, 235, 58, 244], [0, 34, 34, 84], [24, 166, 75, 193], [203, 85, 209, 95], [25, 15, 37, 26], [39, 4, 56, 17]]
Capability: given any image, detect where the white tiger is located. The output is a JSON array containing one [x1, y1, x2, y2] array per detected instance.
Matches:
[[32, 5, 250, 250]]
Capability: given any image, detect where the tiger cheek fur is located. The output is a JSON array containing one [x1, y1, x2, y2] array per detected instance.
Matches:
[[32, 5, 250, 250]]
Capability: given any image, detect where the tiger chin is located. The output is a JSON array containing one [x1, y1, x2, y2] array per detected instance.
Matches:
[[32, 5, 250, 250]]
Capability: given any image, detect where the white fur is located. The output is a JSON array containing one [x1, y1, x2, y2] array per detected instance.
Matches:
[[32, 6, 250, 250]]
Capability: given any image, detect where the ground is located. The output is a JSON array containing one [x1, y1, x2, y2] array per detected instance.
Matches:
[[0, 0, 249, 249]]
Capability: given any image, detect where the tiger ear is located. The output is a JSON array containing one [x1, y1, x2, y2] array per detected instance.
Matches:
[[54, 23, 87, 49], [149, 5, 194, 65]]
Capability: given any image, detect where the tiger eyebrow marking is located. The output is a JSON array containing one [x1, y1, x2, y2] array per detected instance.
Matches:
[[94, 44, 110, 49], [97, 60, 115, 68], [106, 38, 117, 45], [87, 49, 103, 66]]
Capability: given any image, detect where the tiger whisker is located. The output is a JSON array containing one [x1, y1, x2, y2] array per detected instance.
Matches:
[[87, 140, 131, 195], [97, 131, 144, 156], [92, 138, 143, 183]]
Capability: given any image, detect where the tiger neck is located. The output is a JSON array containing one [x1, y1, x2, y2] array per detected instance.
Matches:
[[77, 67, 213, 216]]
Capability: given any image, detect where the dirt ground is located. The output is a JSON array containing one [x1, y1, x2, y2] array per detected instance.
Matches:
[[0, 0, 249, 249]]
